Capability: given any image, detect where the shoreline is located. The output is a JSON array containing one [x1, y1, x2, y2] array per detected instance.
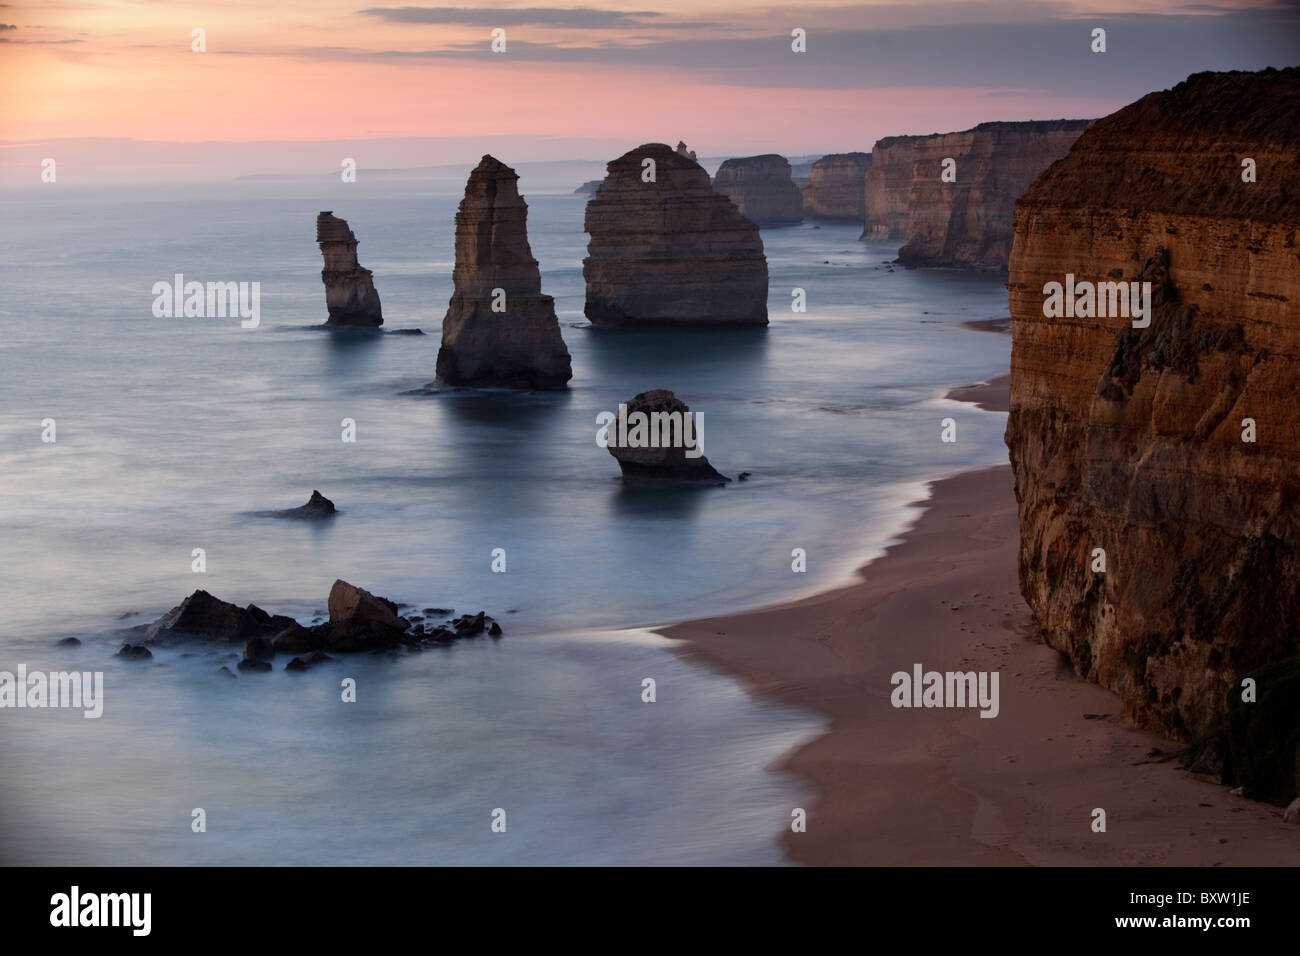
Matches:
[[660, 373, 1300, 866]]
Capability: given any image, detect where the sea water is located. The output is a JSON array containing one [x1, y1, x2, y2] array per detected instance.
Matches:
[[0, 168, 1010, 864]]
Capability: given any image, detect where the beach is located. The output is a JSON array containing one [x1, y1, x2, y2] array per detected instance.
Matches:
[[662, 374, 1300, 866]]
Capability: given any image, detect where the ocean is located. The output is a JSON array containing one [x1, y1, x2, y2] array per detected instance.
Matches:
[[0, 165, 1011, 864]]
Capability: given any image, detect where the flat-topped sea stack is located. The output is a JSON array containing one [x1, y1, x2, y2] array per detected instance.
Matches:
[[712, 154, 803, 226], [583, 144, 768, 327], [435, 156, 572, 389], [803, 152, 871, 221], [1005, 69, 1300, 794], [897, 120, 1090, 269], [605, 389, 729, 483], [316, 212, 383, 327]]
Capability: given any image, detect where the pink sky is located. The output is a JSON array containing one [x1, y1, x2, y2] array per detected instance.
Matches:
[[0, 0, 1292, 180]]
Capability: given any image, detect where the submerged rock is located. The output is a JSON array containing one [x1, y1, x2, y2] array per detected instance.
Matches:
[[116, 643, 152, 660], [131, 581, 500, 668], [434, 156, 573, 389], [254, 490, 337, 520], [317, 212, 383, 327], [583, 144, 768, 327], [145, 590, 294, 644], [605, 389, 730, 483]]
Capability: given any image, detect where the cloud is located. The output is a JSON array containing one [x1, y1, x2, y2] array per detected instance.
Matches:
[[283, 10, 1300, 100], [359, 5, 694, 29]]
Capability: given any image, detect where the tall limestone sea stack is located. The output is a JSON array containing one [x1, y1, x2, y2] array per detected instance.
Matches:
[[435, 156, 572, 389], [803, 152, 871, 221], [1005, 69, 1300, 798], [712, 154, 804, 226], [583, 144, 768, 327], [316, 212, 383, 327]]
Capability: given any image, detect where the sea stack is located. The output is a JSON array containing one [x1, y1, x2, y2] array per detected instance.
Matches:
[[435, 156, 572, 389], [1005, 68, 1300, 788], [583, 144, 768, 327], [316, 212, 383, 327], [803, 152, 872, 221], [712, 154, 804, 226], [605, 389, 729, 483]]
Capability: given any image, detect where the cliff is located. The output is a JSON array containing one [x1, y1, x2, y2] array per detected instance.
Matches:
[[896, 120, 1091, 269], [435, 156, 573, 389], [803, 152, 871, 221], [583, 144, 768, 327], [712, 154, 804, 226], [316, 212, 383, 327], [862, 136, 923, 241], [1005, 69, 1300, 790]]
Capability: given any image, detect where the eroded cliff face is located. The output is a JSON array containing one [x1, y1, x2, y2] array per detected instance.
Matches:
[[862, 137, 920, 241], [712, 154, 804, 226], [435, 156, 572, 389], [317, 212, 383, 327], [1005, 69, 1300, 756], [803, 152, 871, 221], [584, 144, 768, 327], [896, 120, 1090, 269]]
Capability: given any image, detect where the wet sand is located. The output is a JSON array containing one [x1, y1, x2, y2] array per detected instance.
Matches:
[[660, 373, 1300, 865]]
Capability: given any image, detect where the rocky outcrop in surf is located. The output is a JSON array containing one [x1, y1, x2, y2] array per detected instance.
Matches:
[[139, 581, 503, 671], [712, 154, 804, 226], [604, 389, 729, 483], [435, 156, 572, 389], [803, 152, 871, 221], [583, 144, 768, 327], [253, 490, 337, 520], [1004, 69, 1300, 802], [316, 212, 383, 327]]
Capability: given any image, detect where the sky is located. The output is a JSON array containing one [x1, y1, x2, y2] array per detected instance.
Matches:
[[0, 0, 1296, 182]]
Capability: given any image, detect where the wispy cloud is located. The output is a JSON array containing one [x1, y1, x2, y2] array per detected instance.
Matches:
[[359, 5, 699, 28], [264, 11, 1300, 98]]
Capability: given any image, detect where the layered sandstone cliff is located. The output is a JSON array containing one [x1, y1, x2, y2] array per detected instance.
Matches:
[[316, 212, 383, 327], [803, 152, 871, 221], [583, 144, 768, 327], [896, 120, 1090, 269], [712, 154, 803, 226], [862, 136, 923, 241], [1005, 70, 1300, 781], [435, 156, 572, 389]]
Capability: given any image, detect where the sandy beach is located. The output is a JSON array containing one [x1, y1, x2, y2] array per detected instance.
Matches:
[[662, 374, 1300, 866]]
